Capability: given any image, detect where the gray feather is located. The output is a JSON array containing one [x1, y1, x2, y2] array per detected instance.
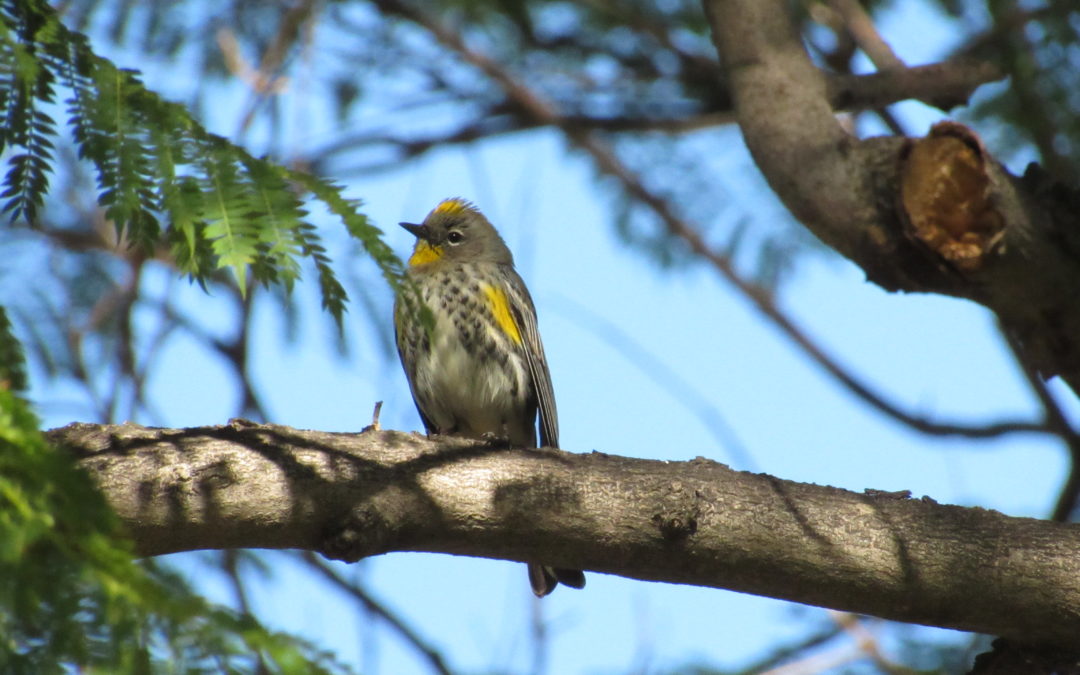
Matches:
[[503, 267, 558, 449]]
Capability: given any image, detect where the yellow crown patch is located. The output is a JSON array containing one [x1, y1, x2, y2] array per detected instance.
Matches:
[[433, 198, 477, 216]]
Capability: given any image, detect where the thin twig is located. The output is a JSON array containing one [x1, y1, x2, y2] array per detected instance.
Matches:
[[129, 281, 180, 426], [233, 289, 271, 421], [827, 0, 905, 71], [529, 595, 548, 675], [348, 0, 997, 180], [551, 294, 757, 470], [830, 612, 921, 675], [218, 0, 319, 135], [363, 401, 383, 432], [813, 7, 908, 136], [221, 550, 270, 675], [759, 643, 862, 675], [735, 623, 844, 673], [300, 552, 456, 675], [1001, 324, 1080, 521]]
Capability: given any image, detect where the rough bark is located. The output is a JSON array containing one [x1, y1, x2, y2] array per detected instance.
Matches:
[[50, 420, 1080, 651], [702, 0, 1080, 395]]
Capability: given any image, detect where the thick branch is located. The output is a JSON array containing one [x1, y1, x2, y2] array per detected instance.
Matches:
[[827, 61, 1001, 113], [52, 420, 1080, 650], [703, 0, 1080, 396]]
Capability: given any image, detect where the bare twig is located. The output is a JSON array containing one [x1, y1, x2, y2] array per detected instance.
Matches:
[[760, 645, 861, 675], [232, 290, 270, 421], [220, 550, 270, 675], [830, 612, 920, 675], [301, 552, 455, 675], [551, 294, 757, 470], [331, 0, 998, 178], [1001, 325, 1080, 522], [315, 108, 738, 176], [811, 3, 908, 136], [529, 595, 548, 675], [218, 549, 261, 618], [826, 0, 905, 71], [363, 401, 383, 433], [218, 0, 320, 135], [737, 623, 844, 673], [217, 28, 290, 97]]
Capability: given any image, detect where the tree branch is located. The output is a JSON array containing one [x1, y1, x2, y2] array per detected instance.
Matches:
[[703, 0, 1080, 397], [826, 60, 1000, 113], [51, 420, 1080, 651]]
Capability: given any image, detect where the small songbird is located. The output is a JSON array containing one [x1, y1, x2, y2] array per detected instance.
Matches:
[[393, 197, 585, 596]]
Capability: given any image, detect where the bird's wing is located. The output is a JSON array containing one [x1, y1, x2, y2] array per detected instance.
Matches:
[[505, 270, 559, 449]]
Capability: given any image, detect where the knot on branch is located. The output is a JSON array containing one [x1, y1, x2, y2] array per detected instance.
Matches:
[[321, 503, 395, 563], [652, 484, 702, 542]]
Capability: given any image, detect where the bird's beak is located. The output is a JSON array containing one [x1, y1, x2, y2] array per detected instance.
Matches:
[[399, 222, 429, 240]]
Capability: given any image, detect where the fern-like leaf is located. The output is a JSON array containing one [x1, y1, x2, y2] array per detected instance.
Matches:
[[0, 306, 27, 392], [1, 0, 409, 326]]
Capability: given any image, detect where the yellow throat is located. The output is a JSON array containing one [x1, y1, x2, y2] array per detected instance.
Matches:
[[408, 239, 444, 267]]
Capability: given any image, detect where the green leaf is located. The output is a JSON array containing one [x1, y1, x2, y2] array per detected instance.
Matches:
[[0, 306, 27, 394], [0, 387, 357, 672], [1, 0, 409, 325]]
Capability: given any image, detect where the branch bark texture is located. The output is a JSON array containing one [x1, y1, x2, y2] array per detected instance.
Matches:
[[52, 421, 1080, 650], [703, 0, 1080, 395]]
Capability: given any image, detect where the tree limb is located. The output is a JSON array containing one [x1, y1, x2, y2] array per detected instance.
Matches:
[[826, 61, 1000, 113], [703, 0, 1080, 397], [50, 420, 1080, 651]]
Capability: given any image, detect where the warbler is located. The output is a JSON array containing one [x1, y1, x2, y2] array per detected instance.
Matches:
[[393, 197, 585, 597]]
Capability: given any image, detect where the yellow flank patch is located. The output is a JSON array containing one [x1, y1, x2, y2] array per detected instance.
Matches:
[[434, 198, 473, 216], [409, 240, 444, 267], [482, 283, 523, 345]]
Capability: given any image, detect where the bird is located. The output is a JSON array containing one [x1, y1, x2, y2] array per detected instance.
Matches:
[[393, 197, 585, 596]]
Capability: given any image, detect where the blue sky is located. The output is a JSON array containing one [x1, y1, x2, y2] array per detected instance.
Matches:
[[18, 1, 1077, 672]]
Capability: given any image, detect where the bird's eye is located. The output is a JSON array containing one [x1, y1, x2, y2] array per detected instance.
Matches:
[[446, 230, 465, 244]]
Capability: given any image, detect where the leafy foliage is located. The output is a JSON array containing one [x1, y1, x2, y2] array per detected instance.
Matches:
[[0, 306, 26, 392], [0, 2, 411, 670], [0, 387, 353, 673], [0, 0, 409, 325], [0, 10, 57, 224], [961, 2, 1080, 182], [60, 0, 795, 282]]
